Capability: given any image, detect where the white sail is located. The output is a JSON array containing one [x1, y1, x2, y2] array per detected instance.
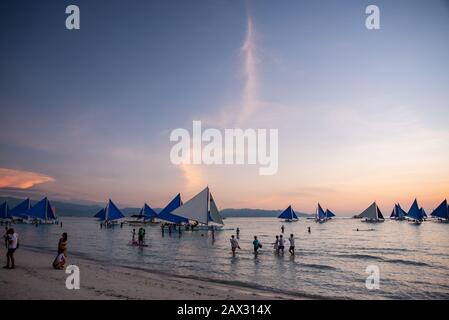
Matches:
[[357, 202, 378, 219], [209, 193, 224, 225], [171, 187, 209, 225]]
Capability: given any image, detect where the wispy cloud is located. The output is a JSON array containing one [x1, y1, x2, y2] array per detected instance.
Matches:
[[0, 168, 55, 189], [238, 15, 258, 125]]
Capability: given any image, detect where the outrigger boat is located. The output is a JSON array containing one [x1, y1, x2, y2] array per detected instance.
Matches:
[[169, 186, 226, 231], [390, 203, 407, 221], [315, 203, 327, 223], [355, 202, 385, 223], [406, 199, 424, 225], [430, 199, 449, 223], [278, 205, 299, 223], [24, 197, 57, 224], [8, 198, 32, 223], [128, 203, 159, 225], [94, 199, 125, 227]]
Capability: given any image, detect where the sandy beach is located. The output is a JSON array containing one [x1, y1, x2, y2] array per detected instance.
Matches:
[[0, 247, 302, 300]]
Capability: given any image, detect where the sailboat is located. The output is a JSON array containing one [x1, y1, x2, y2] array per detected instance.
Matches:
[[9, 198, 32, 222], [430, 199, 449, 223], [170, 187, 225, 230], [406, 199, 424, 225], [25, 197, 57, 224], [355, 202, 385, 223], [0, 202, 11, 220], [390, 203, 407, 221], [94, 199, 125, 226], [128, 203, 159, 225], [315, 203, 327, 223], [278, 205, 299, 223]]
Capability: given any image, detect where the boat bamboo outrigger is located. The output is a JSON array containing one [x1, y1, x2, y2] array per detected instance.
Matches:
[[406, 199, 425, 225], [169, 187, 225, 230], [430, 199, 449, 223], [25, 197, 57, 224], [278, 205, 299, 222], [128, 203, 159, 225], [94, 199, 125, 227], [355, 202, 385, 223], [390, 203, 407, 221]]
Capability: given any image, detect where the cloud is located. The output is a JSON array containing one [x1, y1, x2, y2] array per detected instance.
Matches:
[[0, 168, 55, 189]]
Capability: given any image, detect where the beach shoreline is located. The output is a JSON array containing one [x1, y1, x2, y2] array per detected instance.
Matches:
[[0, 247, 306, 300]]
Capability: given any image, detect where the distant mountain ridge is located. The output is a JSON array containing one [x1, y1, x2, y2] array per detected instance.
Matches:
[[0, 196, 313, 218]]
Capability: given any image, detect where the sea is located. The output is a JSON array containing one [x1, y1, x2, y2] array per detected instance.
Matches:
[[10, 217, 449, 299]]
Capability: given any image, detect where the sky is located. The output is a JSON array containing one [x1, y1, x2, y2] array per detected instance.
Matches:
[[0, 0, 449, 215]]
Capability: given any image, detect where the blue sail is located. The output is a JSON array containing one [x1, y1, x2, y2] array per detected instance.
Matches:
[[0, 202, 11, 219], [325, 209, 335, 218], [9, 198, 32, 219], [94, 208, 106, 220], [390, 208, 395, 218], [25, 197, 56, 220], [407, 199, 423, 220], [157, 194, 189, 224], [431, 200, 448, 219], [316, 203, 326, 220], [143, 203, 158, 221], [397, 204, 406, 218], [106, 200, 125, 221], [278, 205, 297, 220], [420, 207, 427, 218]]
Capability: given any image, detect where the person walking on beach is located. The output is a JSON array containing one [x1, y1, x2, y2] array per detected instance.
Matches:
[[281, 225, 285, 234], [278, 235, 285, 254], [3, 228, 18, 269], [274, 235, 279, 253], [230, 235, 240, 256], [288, 234, 295, 255], [253, 236, 262, 255]]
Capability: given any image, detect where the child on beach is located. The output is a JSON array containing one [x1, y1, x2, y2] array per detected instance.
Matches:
[[278, 235, 285, 254], [253, 236, 262, 254], [230, 235, 240, 256]]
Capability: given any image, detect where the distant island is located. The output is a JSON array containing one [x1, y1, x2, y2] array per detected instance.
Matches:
[[0, 196, 313, 218]]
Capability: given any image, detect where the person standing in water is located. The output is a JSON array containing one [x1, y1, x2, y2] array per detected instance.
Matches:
[[281, 225, 285, 234], [253, 236, 261, 255], [161, 224, 165, 236], [278, 235, 285, 254], [236, 227, 240, 238], [308, 227, 311, 234], [131, 229, 136, 243], [274, 235, 279, 253], [230, 235, 240, 256], [288, 234, 295, 255]]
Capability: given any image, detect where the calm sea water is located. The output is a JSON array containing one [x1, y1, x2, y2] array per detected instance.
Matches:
[[11, 217, 449, 299]]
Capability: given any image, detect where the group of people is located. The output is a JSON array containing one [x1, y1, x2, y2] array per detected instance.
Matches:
[[131, 228, 146, 246], [230, 233, 297, 257], [229, 225, 311, 257], [2, 227, 19, 269]]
